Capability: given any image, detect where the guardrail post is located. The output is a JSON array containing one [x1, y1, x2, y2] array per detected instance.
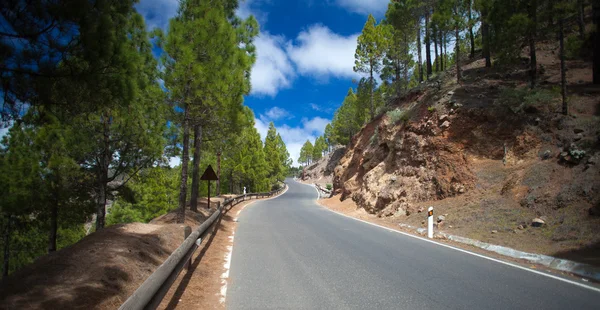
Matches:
[[427, 207, 433, 239]]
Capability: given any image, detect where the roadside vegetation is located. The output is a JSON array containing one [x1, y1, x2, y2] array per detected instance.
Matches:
[[0, 0, 290, 277]]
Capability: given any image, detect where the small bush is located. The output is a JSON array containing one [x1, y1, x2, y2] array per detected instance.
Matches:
[[427, 106, 436, 112], [370, 127, 379, 146], [326, 184, 333, 191], [386, 108, 405, 124], [376, 105, 391, 116], [565, 35, 583, 60], [496, 87, 559, 113]]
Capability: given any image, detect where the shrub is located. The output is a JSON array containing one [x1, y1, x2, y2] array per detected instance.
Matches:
[[370, 127, 379, 146], [427, 106, 436, 113], [386, 108, 405, 124], [375, 105, 391, 116], [326, 184, 333, 191], [565, 35, 583, 60], [496, 86, 559, 113]]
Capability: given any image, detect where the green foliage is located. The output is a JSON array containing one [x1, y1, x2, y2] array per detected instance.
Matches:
[[326, 184, 333, 191], [106, 167, 179, 225], [565, 35, 583, 60], [263, 122, 290, 183], [428, 106, 436, 112], [299, 140, 314, 166], [386, 108, 406, 124], [370, 127, 379, 146], [497, 87, 560, 113], [355, 14, 387, 119]]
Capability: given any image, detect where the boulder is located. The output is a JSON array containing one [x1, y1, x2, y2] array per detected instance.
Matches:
[[574, 128, 584, 134], [574, 133, 583, 141], [437, 215, 446, 223], [542, 150, 551, 160], [439, 114, 449, 122], [417, 207, 424, 213], [440, 121, 451, 129], [532, 218, 545, 227], [491, 230, 498, 234]]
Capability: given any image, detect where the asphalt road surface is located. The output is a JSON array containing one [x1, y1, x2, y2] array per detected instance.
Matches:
[[227, 179, 600, 309]]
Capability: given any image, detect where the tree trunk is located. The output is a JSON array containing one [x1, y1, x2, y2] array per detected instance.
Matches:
[[560, 18, 568, 115], [177, 103, 191, 223], [369, 64, 374, 119], [594, 1, 600, 84], [455, 24, 461, 83], [48, 200, 58, 252], [469, 0, 475, 58], [529, 0, 538, 89], [440, 29, 444, 70], [190, 124, 202, 212], [443, 32, 448, 70], [417, 18, 423, 82], [404, 33, 410, 88], [216, 151, 221, 196], [95, 113, 110, 230], [425, 10, 432, 78], [578, 0, 585, 40], [3, 215, 10, 279], [434, 23, 439, 72], [482, 8, 492, 67]]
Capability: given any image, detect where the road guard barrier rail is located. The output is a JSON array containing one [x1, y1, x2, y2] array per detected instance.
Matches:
[[119, 183, 287, 310]]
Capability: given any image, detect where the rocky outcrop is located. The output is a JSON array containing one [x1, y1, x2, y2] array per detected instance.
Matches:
[[334, 108, 476, 217]]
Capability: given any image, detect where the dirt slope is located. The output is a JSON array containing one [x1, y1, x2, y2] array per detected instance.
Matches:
[[301, 146, 345, 186], [332, 40, 600, 263], [0, 201, 219, 310]]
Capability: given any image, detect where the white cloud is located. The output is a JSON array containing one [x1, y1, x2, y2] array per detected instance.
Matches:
[[255, 116, 330, 166], [264, 107, 291, 120], [168, 156, 181, 167], [237, 0, 270, 26], [250, 32, 295, 97], [302, 117, 330, 133], [136, 0, 179, 30], [286, 25, 360, 81], [334, 0, 389, 15]]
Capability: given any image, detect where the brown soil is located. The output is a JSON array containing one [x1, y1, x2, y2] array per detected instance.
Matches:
[[300, 146, 345, 186], [318, 195, 597, 280], [0, 194, 275, 310], [157, 197, 263, 310], [331, 40, 600, 266]]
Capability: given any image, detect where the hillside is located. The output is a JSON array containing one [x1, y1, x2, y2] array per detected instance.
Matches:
[[329, 40, 600, 264], [0, 202, 218, 309], [300, 146, 346, 186]]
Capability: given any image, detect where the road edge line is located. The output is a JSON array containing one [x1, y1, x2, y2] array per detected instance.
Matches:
[[296, 180, 600, 293]]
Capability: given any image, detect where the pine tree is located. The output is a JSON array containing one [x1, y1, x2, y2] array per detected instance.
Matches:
[[299, 140, 314, 166], [355, 14, 386, 120]]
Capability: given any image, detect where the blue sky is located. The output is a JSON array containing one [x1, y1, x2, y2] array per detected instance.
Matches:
[[136, 0, 390, 165]]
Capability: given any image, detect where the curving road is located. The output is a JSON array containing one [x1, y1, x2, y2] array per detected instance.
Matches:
[[227, 179, 600, 309]]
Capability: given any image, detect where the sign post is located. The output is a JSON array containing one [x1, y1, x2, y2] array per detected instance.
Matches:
[[427, 207, 434, 239], [200, 165, 218, 210]]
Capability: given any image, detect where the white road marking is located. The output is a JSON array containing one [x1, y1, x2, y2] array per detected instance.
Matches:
[[297, 180, 600, 293], [219, 185, 290, 305], [219, 243, 233, 304]]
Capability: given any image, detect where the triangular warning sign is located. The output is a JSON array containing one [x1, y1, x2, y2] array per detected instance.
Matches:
[[200, 165, 218, 180]]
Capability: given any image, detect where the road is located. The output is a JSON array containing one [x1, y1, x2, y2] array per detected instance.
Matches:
[[227, 179, 600, 309]]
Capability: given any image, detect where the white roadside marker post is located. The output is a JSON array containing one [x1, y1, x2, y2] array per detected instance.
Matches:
[[428, 207, 434, 239]]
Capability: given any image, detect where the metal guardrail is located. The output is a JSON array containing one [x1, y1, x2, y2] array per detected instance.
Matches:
[[119, 183, 287, 310]]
